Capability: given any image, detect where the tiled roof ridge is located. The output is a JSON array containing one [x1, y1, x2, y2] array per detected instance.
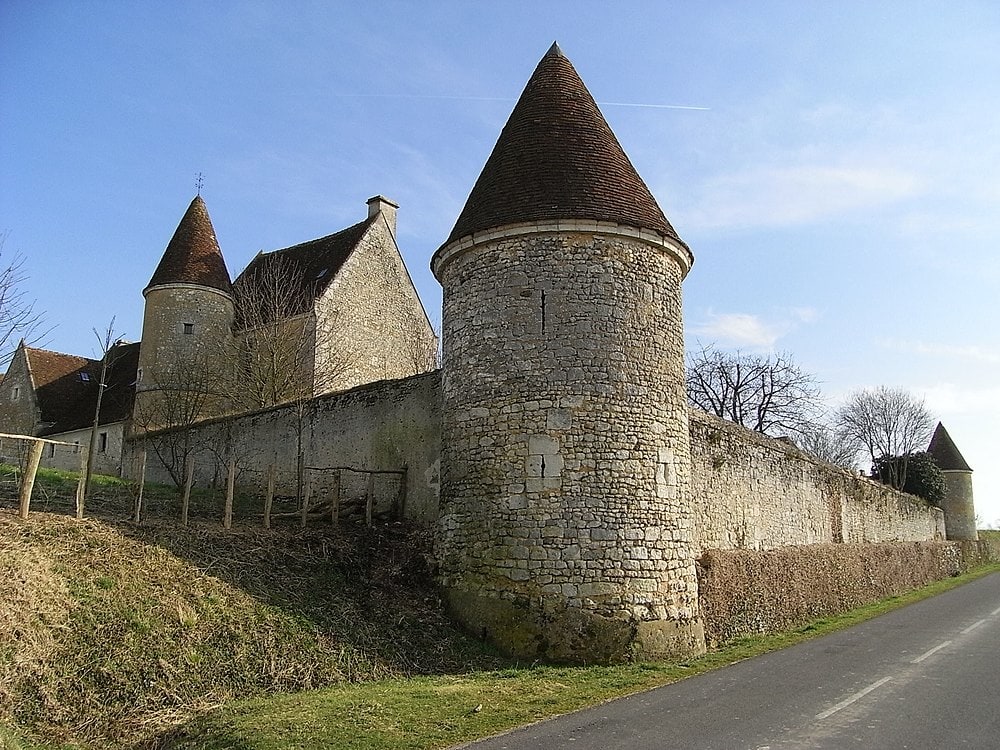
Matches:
[[927, 422, 973, 472], [442, 43, 685, 248], [145, 195, 233, 295]]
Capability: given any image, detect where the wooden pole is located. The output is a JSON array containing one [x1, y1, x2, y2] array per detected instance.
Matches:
[[395, 465, 408, 519], [330, 469, 341, 524], [263, 463, 275, 530], [76, 443, 89, 519], [300, 472, 312, 528], [365, 472, 376, 527], [133, 448, 147, 524], [181, 458, 194, 526], [18, 439, 44, 520], [224, 457, 235, 530]]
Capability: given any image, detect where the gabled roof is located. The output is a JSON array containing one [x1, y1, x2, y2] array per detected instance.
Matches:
[[927, 422, 973, 472], [27, 343, 140, 436], [145, 195, 233, 295], [444, 42, 685, 248], [233, 216, 376, 326]]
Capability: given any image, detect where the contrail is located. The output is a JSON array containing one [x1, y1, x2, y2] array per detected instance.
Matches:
[[331, 93, 709, 110]]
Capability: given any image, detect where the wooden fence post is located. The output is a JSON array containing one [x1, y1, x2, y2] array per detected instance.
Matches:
[[365, 472, 376, 527], [224, 457, 235, 530], [300, 472, 312, 528], [263, 464, 275, 530], [181, 458, 194, 526], [18, 439, 44, 520], [133, 448, 146, 524], [330, 469, 341, 524], [75, 443, 88, 519]]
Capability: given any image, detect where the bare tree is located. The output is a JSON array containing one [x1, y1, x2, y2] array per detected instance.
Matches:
[[132, 346, 229, 487], [0, 232, 46, 366], [686, 344, 823, 438], [82, 318, 123, 503], [230, 256, 348, 505], [834, 386, 935, 489], [230, 256, 318, 411], [794, 422, 858, 470]]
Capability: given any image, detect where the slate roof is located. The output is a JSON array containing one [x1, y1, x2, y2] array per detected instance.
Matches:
[[444, 42, 685, 248], [927, 422, 973, 472], [233, 216, 376, 326], [145, 195, 233, 295], [27, 343, 139, 436]]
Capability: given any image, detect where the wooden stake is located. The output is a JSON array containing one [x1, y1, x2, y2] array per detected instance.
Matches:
[[18, 439, 43, 520], [181, 458, 194, 526], [133, 448, 146, 524], [224, 457, 235, 530], [330, 469, 341, 524], [365, 472, 376, 527], [76, 443, 88, 519], [300, 472, 312, 528], [263, 464, 275, 530]]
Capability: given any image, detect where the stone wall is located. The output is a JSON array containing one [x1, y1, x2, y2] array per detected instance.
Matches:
[[315, 216, 438, 393], [39, 422, 125, 476], [689, 408, 944, 554], [433, 225, 703, 663], [126, 371, 441, 522]]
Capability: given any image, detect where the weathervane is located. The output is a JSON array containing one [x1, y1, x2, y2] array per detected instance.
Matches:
[[195, 172, 205, 195]]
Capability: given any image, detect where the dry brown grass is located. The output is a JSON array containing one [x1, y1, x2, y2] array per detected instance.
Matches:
[[0, 509, 506, 748]]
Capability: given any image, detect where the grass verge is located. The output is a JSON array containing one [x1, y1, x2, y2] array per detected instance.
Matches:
[[169, 562, 1000, 750]]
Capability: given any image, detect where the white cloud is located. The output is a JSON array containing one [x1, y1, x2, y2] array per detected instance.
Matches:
[[881, 339, 1000, 364], [689, 307, 817, 349], [678, 164, 922, 231]]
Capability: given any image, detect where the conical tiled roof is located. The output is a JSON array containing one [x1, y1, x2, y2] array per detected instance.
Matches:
[[443, 42, 685, 248], [145, 195, 233, 295], [928, 422, 973, 472]]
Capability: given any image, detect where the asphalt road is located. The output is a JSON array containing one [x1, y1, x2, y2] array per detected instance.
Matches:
[[461, 572, 1000, 749]]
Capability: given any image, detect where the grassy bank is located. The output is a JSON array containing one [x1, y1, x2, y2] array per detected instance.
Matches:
[[167, 562, 1000, 750]]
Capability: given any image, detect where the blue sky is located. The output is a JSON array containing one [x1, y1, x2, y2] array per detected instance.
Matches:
[[3, 1, 999, 523]]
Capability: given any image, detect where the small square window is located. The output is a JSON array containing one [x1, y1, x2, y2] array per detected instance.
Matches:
[[73, 442, 80, 454], [98, 432, 108, 453], [183, 323, 194, 334], [49, 443, 56, 458], [79, 372, 91, 382]]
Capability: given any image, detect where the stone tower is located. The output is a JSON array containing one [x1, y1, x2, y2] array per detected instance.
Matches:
[[134, 195, 234, 431], [927, 422, 977, 540], [432, 43, 705, 663]]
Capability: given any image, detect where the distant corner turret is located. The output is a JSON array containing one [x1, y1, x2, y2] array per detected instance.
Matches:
[[135, 195, 235, 431], [927, 422, 977, 540]]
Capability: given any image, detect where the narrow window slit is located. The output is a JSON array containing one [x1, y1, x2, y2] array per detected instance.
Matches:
[[540, 290, 547, 331], [540, 455, 546, 476]]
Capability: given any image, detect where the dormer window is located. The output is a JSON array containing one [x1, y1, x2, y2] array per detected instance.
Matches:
[[183, 323, 194, 335], [79, 372, 91, 382]]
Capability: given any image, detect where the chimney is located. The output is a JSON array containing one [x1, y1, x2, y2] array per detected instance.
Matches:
[[367, 195, 399, 236]]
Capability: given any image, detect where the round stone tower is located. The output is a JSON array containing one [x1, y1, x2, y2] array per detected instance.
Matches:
[[927, 422, 977, 540], [135, 195, 234, 431], [432, 43, 705, 663]]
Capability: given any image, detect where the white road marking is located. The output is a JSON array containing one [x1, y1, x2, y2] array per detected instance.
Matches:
[[912, 640, 952, 663], [962, 619, 986, 634], [816, 676, 893, 720]]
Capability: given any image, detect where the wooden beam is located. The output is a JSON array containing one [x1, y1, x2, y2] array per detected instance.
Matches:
[[18, 439, 44, 520]]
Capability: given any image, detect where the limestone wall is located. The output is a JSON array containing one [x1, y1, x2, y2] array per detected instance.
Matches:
[[314, 217, 438, 393], [689, 408, 944, 554], [127, 371, 442, 522], [433, 226, 703, 663], [39, 422, 125, 476]]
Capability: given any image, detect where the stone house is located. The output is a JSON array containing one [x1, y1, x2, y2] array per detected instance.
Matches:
[[0, 195, 438, 473], [0, 341, 139, 474]]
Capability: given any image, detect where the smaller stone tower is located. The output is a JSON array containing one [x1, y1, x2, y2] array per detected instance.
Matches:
[[135, 195, 234, 431], [927, 422, 977, 540]]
